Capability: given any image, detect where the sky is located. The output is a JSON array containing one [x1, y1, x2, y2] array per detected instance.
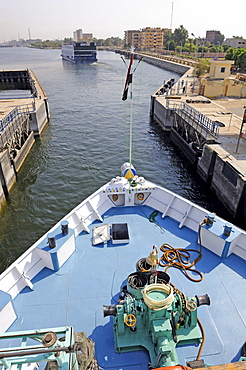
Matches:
[[0, 0, 245, 43]]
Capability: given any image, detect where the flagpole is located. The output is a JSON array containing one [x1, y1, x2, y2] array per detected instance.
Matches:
[[122, 49, 134, 165], [129, 77, 133, 165], [129, 50, 134, 166]]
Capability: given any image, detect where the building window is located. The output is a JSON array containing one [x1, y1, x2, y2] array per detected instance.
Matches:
[[221, 67, 225, 73]]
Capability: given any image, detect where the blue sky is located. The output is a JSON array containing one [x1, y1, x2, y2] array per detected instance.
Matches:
[[0, 0, 245, 43]]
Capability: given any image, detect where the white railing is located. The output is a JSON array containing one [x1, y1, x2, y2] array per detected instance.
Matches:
[[166, 100, 220, 138]]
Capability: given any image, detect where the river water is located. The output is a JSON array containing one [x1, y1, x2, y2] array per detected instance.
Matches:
[[0, 47, 234, 273]]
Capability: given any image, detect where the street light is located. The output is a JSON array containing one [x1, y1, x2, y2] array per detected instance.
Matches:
[[191, 33, 196, 94], [235, 106, 246, 153], [191, 33, 196, 54], [217, 41, 220, 59]]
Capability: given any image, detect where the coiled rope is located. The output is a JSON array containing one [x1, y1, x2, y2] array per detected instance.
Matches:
[[158, 221, 206, 282], [128, 273, 147, 289], [142, 283, 174, 311]]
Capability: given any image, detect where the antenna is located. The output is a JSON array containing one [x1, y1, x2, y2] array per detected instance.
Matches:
[[170, 1, 174, 31]]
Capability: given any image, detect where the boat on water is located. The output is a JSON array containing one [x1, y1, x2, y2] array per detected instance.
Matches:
[[0, 51, 245, 370], [61, 42, 97, 63]]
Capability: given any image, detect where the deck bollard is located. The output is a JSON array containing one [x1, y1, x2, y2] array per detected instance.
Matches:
[[61, 220, 69, 235], [206, 213, 215, 226], [223, 223, 233, 237], [47, 233, 56, 249]]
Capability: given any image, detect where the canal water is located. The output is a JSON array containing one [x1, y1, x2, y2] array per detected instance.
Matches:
[[0, 47, 233, 273]]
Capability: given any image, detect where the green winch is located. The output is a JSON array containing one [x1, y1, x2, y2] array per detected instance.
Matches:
[[0, 326, 98, 370], [104, 257, 210, 369]]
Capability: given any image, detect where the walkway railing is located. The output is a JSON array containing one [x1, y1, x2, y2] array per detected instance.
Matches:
[[166, 100, 220, 139], [0, 103, 36, 151], [0, 103, 35, 132]]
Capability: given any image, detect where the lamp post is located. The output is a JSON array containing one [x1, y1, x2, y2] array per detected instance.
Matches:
[[191, 33, 196, 94], [191, 33, 196, 57], [235, 106, 246, 153], [180, 41, 182, 57], [217, 41, 220, 59]]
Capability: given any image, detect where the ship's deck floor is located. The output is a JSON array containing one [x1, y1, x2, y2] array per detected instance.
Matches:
[[9, 206, 246, 369]]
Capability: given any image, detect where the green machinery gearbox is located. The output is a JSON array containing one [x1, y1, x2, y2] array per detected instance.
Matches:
[[104, 270, 210, 368]]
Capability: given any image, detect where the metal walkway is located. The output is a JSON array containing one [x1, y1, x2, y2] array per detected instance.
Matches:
[[0, 103, 35, 155], [167, 99, 220, 140]]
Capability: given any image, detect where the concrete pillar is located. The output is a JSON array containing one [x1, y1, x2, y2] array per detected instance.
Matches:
[[197, 144, 218, 183], [30, 100, 50, 135], [0, 150, 16, 199], [13, 132, 35, 172], [210, 154, 245, 217]]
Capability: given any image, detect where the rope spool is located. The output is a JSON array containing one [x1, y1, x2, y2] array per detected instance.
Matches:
[[149, 271, 170, 285], [127, 272, 148, 289], [142, 283, 174, 311], [136, 258, 156, 277]]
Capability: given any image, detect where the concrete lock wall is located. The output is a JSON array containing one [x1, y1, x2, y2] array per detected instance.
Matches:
[[0, 150, 16, 203], [13, 132, 35, 172], [197, 144, 246, 217], [137, 54, 190, 75], [152, 99, 173, 130], [197, 145, 218, 183], [210, 154, 246, 217], [0, 183, 5, 205], [0, 69, 50, 209], [36, 101, 48, 133], [30, 100, 49, 135], [146, 52, 246, 221]]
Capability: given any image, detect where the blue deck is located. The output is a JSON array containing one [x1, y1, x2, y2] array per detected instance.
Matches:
[[9, 205, 246, 369]]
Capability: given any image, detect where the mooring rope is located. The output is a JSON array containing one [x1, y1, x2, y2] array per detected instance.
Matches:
[[158, 221, 206, 282], [159, 243, 203, 282], [148, 210, 165, 234]]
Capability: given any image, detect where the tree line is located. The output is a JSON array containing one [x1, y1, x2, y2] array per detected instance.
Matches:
[[31, 36, 122, 49], [30, 28, 246, 70]]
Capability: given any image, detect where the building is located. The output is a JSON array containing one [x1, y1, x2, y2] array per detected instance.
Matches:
[[81, 33, 93, 42], [73, 29, 93, 42], [141, 27, 170, 50], [73, 29, 83, 42], [224, 38, 246, 48], [124, 30, 142, 49], [206, 30, 221, 44], [209, 59, 233, 79], [200, 59, 246, 99], [124, 27, 171, 50]]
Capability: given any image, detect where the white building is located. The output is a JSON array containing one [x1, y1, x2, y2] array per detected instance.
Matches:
[[73, 29, 83, 42], [224, 38, 246, 48]]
